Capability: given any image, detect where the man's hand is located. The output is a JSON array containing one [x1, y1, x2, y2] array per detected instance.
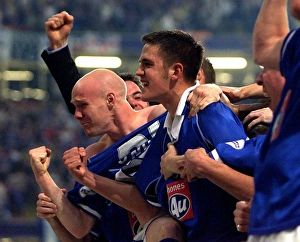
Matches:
[[36, 192, 58, 219], [233, 200, 252, 233], [220, 86, 242, 103], [243, 107, 273, 130], [29, 146, 51, 177], [179, 147, 210, 182], [160, 143, 184, 180], [63, 147, 89, 184], [36, 189, 67, 220], [188, 84, 222, 118], [45, 11, 74, 50]]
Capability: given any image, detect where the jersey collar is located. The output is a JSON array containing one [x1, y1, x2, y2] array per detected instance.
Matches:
[[164, 81, 200, 143]]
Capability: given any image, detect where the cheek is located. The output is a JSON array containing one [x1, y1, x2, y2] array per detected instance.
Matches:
[[267, 85, 281, 99], [291, 0, 300, 19], [140, 101, 149, 108]]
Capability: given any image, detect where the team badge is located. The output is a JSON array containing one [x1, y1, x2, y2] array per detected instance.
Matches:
[[79, 186, 96, 198]]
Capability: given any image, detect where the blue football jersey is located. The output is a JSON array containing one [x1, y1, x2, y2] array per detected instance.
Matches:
[[250, 28, 300, 235], [67, 112, 166, 241], [136, 100, 248, 242], [209, 135, 265, 176]]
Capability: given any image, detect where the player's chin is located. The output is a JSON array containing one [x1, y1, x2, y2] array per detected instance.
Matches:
[[141, 92, 155, 103], [83, 129, 93, 137]]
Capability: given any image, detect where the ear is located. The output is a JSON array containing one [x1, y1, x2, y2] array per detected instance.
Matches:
[[171, 63, 184, 81], [197, 68, 205, 84], [106, 93, 115, 110]]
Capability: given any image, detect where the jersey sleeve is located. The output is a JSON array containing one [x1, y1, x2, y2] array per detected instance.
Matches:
[[209, 135, 266, 175], [197, 102, 248, 147], [41, 45, 81, 114]]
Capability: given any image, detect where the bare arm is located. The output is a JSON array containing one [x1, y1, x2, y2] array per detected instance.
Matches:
[[253, 0, 289, 69], [220, 84, 264, 103], [179, 147, 254, 201], [29, 146, 95, 238], [36, 192, 88, 242], [46, 217, 89, 242], [63, 147, 162, 228]]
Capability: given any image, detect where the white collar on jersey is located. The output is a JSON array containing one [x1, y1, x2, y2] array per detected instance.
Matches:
[[164, 80, 200, 143]]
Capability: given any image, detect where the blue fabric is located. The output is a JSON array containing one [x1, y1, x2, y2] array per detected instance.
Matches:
[[249, 28, 300, 235], [209, 135, 265, 176], [67, 112, 167, 241], [137, 102, 248, 241]]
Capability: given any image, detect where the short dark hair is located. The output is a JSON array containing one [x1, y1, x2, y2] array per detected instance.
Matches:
[[117, 72, 143, 90], [141, 30, 204, 82], [201, 58, 216, 84]]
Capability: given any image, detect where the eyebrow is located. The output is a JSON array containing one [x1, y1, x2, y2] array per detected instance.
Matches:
[[128, 91, 142, 96], [71, 97, 87, 104], [139, 57, 152, 63]]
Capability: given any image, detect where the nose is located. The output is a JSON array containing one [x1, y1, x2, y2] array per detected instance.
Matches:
[[74, 109, 83, 120], [136, 66, 143, 77], [255, 72, 264, 86]]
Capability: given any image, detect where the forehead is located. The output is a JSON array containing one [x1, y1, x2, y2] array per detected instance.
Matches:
[[125, 81, 140, 91], [139, 44, 163, 62], [71, 85, 97, 104]]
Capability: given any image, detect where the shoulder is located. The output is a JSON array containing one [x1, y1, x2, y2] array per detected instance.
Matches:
[[199, 101, 232, 115], [85, 135, 113, 159], [139, 104, 166, 122]]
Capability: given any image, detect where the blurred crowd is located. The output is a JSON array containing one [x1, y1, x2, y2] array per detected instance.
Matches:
[[0, 99, 97, 220], [0, 0, 262, 33]]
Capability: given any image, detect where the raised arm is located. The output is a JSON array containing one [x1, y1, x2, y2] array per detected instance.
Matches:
[[253, 0, 290, 69], [41, 11, 80, 114], [29, 146, 95, 238]]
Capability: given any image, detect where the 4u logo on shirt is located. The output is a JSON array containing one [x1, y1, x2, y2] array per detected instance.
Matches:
[[166, 179, 194, 221]]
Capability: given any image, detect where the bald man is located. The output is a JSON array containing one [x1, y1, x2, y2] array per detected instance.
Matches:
[[30, 69, 183, 242]]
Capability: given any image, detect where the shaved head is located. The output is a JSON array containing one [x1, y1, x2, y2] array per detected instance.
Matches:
[[72, 69, 127, 103]]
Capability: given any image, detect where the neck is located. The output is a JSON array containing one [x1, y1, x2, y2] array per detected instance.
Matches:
[[162, 82, 193, 118], [107, 104, 142, 142]]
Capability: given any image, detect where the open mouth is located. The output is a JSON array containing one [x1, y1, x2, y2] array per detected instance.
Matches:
[[141, 81, 149, 88]]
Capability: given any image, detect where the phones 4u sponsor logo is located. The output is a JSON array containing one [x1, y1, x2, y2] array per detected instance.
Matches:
[[166, 179, 194, 221]]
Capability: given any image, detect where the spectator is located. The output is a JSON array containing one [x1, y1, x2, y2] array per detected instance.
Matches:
[[0, 0, 264, 33]]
